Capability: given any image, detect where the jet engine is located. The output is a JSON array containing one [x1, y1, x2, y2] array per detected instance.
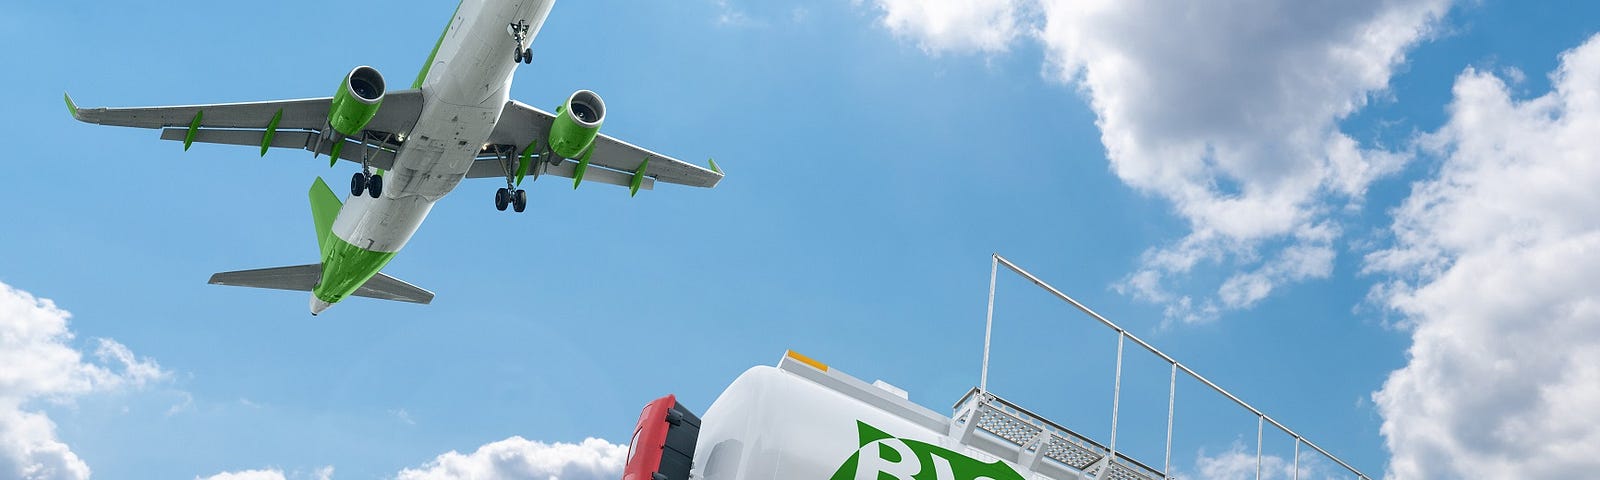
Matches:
[[328, 66, 386, 136], [548, 90, 606, 158]]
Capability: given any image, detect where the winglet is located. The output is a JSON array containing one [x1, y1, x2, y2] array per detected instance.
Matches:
[[63, 92, 79, 119], [708, 158, 723, 175]]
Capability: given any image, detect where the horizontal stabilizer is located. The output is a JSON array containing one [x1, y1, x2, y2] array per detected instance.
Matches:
[[209, 264, 321, 292], [354, 272, 435, 304], [209, 265, 434, 304]]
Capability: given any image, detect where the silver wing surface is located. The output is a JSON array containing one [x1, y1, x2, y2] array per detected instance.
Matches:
[[66, 91, 425, 169], [472, 100, 723, 190]]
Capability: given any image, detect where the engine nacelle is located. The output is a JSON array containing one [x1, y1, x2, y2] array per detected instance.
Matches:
[[548, 90, 607, 158], [329, 66, 386, 137]]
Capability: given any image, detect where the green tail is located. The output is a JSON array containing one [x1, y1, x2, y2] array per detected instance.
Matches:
[[309, 177, 343, 256]]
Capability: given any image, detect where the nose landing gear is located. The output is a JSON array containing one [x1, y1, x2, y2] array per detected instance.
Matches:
[[509, 21, 533, 65]]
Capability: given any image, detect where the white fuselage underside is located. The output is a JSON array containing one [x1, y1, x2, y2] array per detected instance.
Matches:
[[331, 0, 554, 253]]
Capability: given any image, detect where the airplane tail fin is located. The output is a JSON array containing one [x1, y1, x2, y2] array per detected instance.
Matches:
[[204, 178, 435, 305], [208, 265, 434, 304], [309, 177, 342, 254]]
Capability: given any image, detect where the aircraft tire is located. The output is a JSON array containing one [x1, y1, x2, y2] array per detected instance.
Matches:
[[512, 189, 527, 213], [350, 172, 366, 197], [367, 174, 383, 198], [495, 188, 510, 211]]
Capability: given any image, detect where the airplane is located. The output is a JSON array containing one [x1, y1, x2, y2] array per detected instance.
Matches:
[[65, 0, 724, 315]]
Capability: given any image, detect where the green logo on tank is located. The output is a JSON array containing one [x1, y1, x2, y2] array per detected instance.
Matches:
[[829, 421, 1026, 480]]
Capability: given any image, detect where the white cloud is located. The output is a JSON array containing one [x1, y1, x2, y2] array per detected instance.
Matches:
[[0, 282, 168, 480], [198, 469, 288, 480], [196, 466, 332, 480], [395, 437, 626, 480], [860, 0, 1450, 322], [864, 0, 1028, 55], [1181, 442, 1350, 480], [1367, 34, 1600, 479], [712, 0, 760, 28]]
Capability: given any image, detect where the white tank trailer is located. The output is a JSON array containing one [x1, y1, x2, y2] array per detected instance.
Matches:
[[620, 255, 1372, 480], [623, 350, 1163, 480]]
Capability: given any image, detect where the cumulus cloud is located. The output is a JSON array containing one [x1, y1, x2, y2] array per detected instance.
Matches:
[[1367, 34, 1600, 479], [197, 469, 288, 480], [395, 437, 626, 480], [863, 0, 1029, 54], [0, 282, 168, 480], [1184, 442, 1349, 480], [196, 466, 331, 480], [861, 0, 1450, 322]]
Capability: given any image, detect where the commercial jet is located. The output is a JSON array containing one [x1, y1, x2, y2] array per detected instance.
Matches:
[[65, 0, 724, 315]]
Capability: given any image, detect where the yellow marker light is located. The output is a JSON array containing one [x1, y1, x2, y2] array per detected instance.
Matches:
[[785, 350, 828, 372]]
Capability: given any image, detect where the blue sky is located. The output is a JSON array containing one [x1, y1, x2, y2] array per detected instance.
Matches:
[[2, 0, 1599, 478]]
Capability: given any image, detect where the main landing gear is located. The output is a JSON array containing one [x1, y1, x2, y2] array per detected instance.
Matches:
[[349, 131, 384, 199], [510, 21, 533, 65], [495, 187, 527, 213], [351, 171, 382, 198], [489, 145, 528, 213]]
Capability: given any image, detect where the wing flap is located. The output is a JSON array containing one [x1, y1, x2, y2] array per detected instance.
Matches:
[[463, 157, 654, 190], [157, 128, 397, 169]]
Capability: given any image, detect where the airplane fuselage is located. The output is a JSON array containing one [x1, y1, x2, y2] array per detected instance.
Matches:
[[312, 0, 555, 314]]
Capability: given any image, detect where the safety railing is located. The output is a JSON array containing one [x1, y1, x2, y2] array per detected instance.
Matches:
[[978, 254, 1371, 480]]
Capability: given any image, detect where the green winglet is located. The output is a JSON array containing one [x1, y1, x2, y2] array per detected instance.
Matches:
[[629, 159, 650, 197], [328, 141, 344, 168], [708, 158, 723, 175], [63, 93, 79, 118], [572, 148, 592, 189], [260, 109, 283, 157], [516, 141, 539, 186], [184, 110, 203, 151]]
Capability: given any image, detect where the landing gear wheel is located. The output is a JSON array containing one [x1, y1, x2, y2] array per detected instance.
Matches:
[[351, 172, 366, 197], [514, 49, 524, 63], [522, 48, 533, 64], [495, 188, 511, 211], [512, 189, 528, 213], [366, 174, 383, 198]]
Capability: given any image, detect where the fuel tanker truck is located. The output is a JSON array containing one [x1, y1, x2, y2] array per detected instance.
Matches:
[[622, 351, 1164, 480]]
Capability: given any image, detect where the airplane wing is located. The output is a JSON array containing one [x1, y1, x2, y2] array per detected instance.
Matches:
[[476, 100, 724, 190], [65, 91, 425, 169]]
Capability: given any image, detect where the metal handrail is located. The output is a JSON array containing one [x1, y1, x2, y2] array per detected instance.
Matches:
[[980, 254, 1371, 480]]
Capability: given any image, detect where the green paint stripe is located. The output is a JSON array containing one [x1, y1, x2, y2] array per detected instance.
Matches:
[[260, 109, 283, 157], [413, 1, 465, 89], [314, 235, 399, 304], [184, 110, 203, 151]]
